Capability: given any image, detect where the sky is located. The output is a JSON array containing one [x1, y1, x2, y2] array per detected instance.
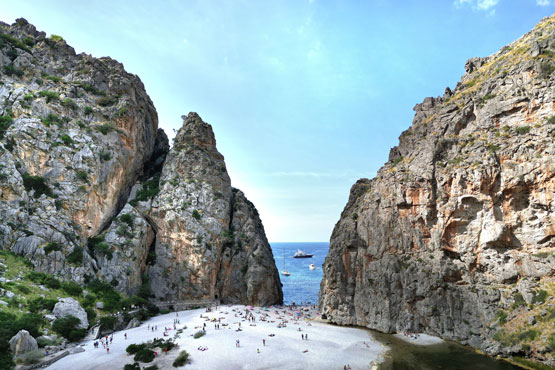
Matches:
[[0, 1, 553, 242]]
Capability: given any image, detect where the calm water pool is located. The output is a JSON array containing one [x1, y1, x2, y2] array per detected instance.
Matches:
[[370, 330, 524, 370]]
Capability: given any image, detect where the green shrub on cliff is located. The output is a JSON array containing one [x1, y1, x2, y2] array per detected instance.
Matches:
[[119, 213, 135, 227], [66, 246, 83, 264], [27, 271, 61, 289], [496, 310, 507, 325], [61, 97, 77, 110], [0, 115, 13, 139], [22, 173, 54, 198], [41, 113, 63, 127], [131, 176, 160, 204], [44, 242, 62, 254], [531, 289, 548, 304], [192, 210, 201, 220], [88, 235, 113, 260], [3, 64, 24, 77], [62, 281, 83, 296], [28, 297, 57, 313], [38, 90, 59, 103]]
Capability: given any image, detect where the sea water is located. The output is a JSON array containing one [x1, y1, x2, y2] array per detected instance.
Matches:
[[271, 242, 525, 370], [270, 242, 328, 305]]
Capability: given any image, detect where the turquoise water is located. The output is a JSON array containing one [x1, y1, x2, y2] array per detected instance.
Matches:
[[270, 242, 328, 305]]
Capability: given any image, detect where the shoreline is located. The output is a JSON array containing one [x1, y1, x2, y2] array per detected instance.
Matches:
[[392, 332, 444, 346]]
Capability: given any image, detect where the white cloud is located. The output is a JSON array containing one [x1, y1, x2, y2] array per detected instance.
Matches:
[[477, 0, 499, 10], [536, 0, 551, 6], [454, 0, 499, 11]]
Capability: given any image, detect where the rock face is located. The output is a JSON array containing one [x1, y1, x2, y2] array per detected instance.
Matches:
[[0, 18, 158, 284], [9, 330, 38, 355], [319, 16, 555, 366], [139, 113, 282, 306], [0, 19, 282, 307], [53, 297, 88, 329]]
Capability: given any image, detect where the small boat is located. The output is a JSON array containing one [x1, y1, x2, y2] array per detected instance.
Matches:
[[309, 264, 316, 270], [293, 249, 313, 258], [281, 253, 291, 276]]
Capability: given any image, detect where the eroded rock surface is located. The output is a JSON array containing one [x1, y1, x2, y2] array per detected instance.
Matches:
[[0, 19, 282, 307], [9, 330, 38, 355], [140, 113, 282, 306], [319, 15, 555, 366], [0, 18, 158, 283]]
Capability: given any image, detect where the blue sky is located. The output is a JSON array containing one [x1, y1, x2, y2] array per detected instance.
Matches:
[[0, 1, 553, 241]]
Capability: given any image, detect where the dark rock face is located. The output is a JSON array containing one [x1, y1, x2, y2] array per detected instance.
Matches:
[[0, 20, 282, 306], [319, 16, 555, 366]]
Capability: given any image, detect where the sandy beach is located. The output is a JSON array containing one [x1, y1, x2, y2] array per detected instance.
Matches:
[[393, 333, 443, 346], [45, 305, 388, 370]]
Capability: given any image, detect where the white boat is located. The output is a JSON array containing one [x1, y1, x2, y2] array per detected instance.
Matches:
[[309, 264, 316, 270], [281, 253, 291, 276]]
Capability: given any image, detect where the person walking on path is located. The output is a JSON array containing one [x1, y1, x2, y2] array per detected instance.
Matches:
[[262, 339, 266, 346]]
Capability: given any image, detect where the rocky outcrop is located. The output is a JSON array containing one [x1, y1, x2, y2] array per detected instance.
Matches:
[[0, 19, 282, 307], [139, 113, 282, 306], [9, 330, 38, 355], [319, 15, 555, 366], [95, 204, 155, 294], [53, 297, 88, 329], [0, 18, 158, 283]]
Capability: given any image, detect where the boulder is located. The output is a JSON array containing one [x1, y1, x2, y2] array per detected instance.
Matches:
[[125, 318, 141, 329], [9, 330, 38, 355], [53, 297, 88, 329]]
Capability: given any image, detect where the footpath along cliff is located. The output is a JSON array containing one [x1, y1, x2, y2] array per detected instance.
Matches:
[[319, 15, 555, 367], [0, 18, 282, 306]]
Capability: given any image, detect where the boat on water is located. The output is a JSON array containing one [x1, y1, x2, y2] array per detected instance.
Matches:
[[281, 253, 291, 276], [309, 264, 316, 270], [293, 249, 314, 258]]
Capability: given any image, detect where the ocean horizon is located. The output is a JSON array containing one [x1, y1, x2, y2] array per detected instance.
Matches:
[[270, 241, 329, 305]]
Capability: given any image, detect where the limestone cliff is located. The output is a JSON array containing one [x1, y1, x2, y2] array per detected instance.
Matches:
[[319, 16, 555, 366], [0, 19, 282, 305], [0, 18, 158, 284], [136, 113, 282, 306]]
